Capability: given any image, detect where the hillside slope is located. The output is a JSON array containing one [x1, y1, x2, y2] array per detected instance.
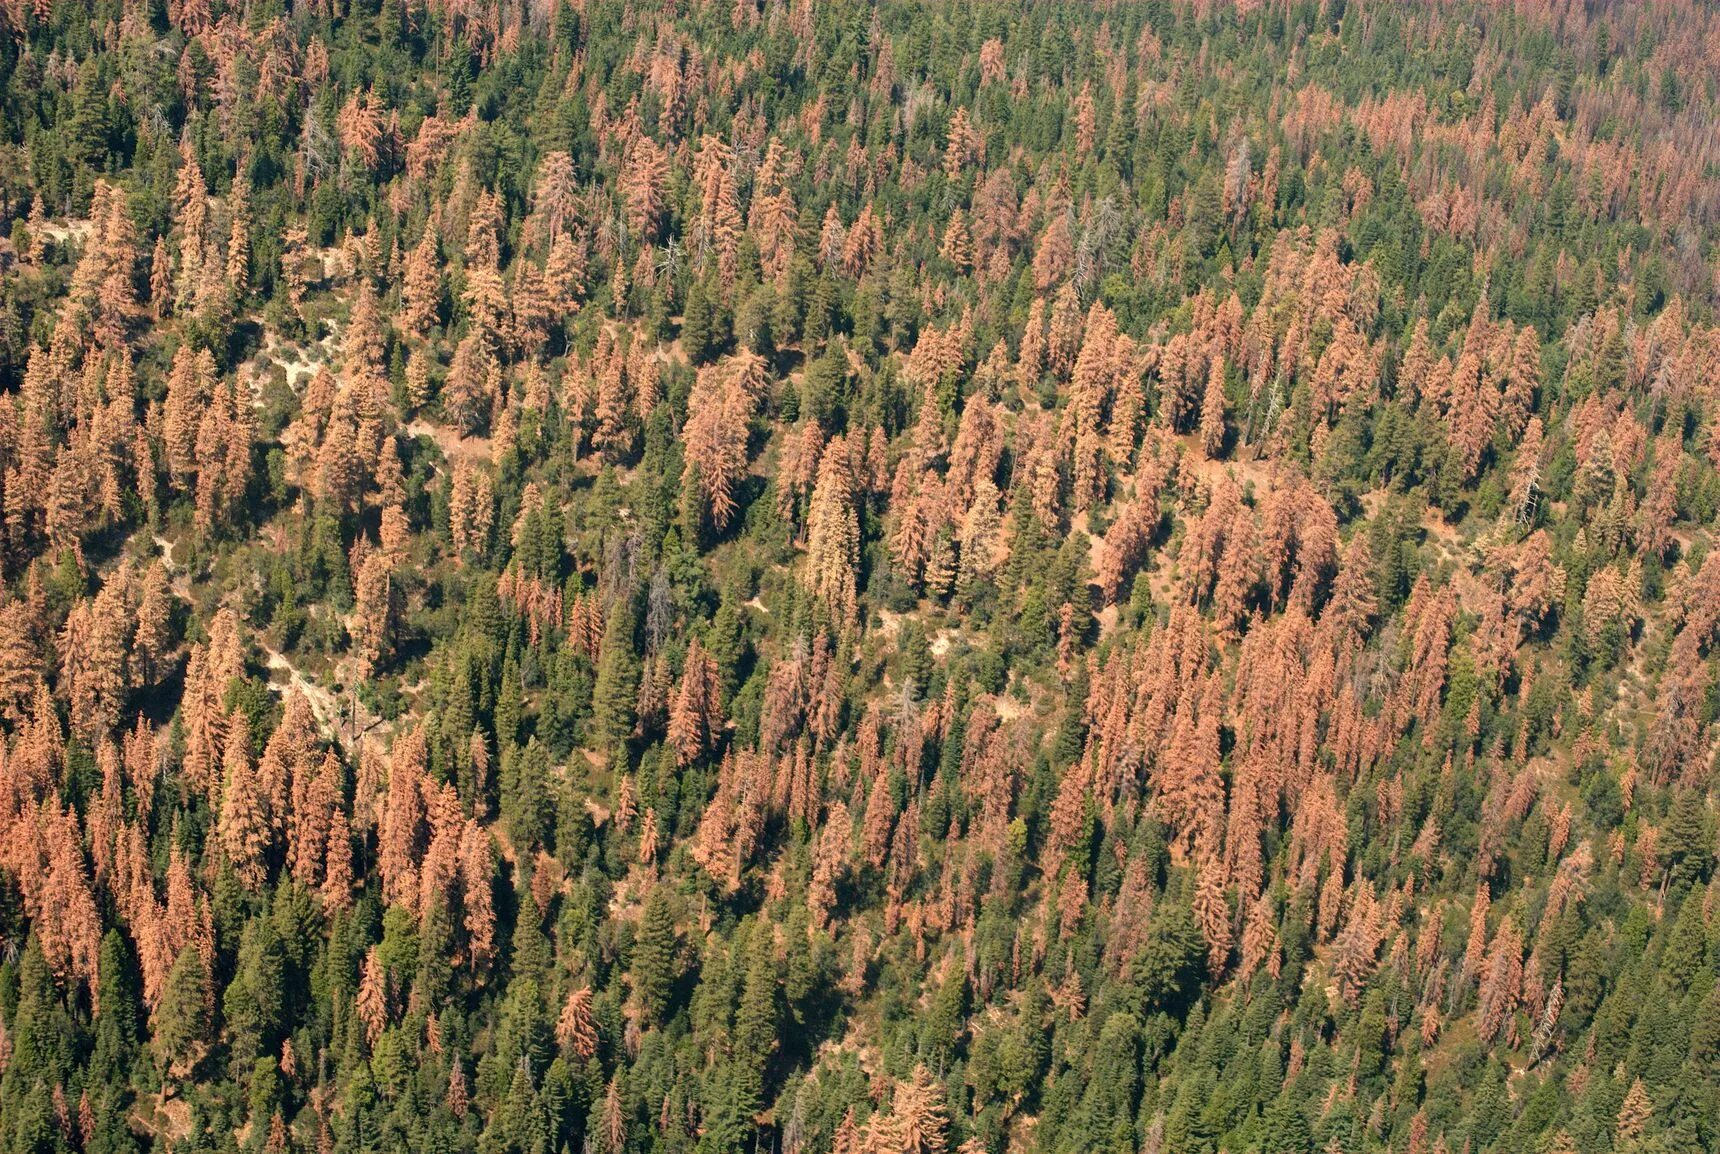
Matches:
[[0, 3, 1718, 1154]]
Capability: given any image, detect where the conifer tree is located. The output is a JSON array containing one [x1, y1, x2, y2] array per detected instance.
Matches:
[[592, 605, 640, 766], [220, 714, 270, 890], [633, 889, 677, 1024], [804, 442, 859, 624], [152, 946, 208, 1077]]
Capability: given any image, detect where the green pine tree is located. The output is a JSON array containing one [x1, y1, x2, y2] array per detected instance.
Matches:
[[591, 603, 640, 767], [152, 946, 210, 1078], [632, 889, 678, 1026]]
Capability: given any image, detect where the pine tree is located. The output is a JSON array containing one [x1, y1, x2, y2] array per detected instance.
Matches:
[[733, 930, 779, 1116], [459, 821, 497, 970], [401, 226, 442, 338], [602, 1076, 627, 1153], [58, 586, 128, 741], [528, 151, 580, 247], [622, 135, 670, 240], [444, 332, 496, 435], [592, 604, 640, 766], [219, 713, 270, 890], [133, 562, 174, 688], [592, 330, 633, 460], [447, 1060, 470, 1117], [227, 176, 251, 299], [152, 946, 208, 1077], [1616, 1079, 1652, 1150], [1476, 920, 1523, 1044], [0, 600, 42, 723], [556, 987, 599, 1060], [888, 1065, 950, 1154], [449, 461, 495, 562], [804, 443, 859, 624], [1199, 353, 1228, 458], [955, 479, 1003, 598], [633, 889, 677, 1024], [356, 945, 388, 1045], [668, 638, 724, 766], [1261, 1095, 1314, 1154], [322, 808, 354, 910], [352, 551, 397, 679], [683, 360, 751, 533], [163, 348, 216, 483]]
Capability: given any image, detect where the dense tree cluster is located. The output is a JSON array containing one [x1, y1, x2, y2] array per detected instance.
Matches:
[[0, 1, 1718, 1153]]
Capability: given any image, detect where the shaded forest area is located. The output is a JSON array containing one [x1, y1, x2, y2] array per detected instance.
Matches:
[[0, 0, 1718, 1153]]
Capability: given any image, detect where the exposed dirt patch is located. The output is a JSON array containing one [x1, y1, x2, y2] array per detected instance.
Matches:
[[37, 218, 94, 246], [262, 647, 343, 728], [129, 1089, 192, 1145], [405, 419, 494, 469], [990, 690, 1028, 723], [1081, 526, 1103, 578], [260, 329, 336, 390], [152, 535, 193, 599], [260, 646, 388, 755], [1421, 507, 1463, 547], [1179, 435, 1280, 496]]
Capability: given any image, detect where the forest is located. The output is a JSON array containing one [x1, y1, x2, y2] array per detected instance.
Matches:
[[0, 0, 1717, 1151]]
